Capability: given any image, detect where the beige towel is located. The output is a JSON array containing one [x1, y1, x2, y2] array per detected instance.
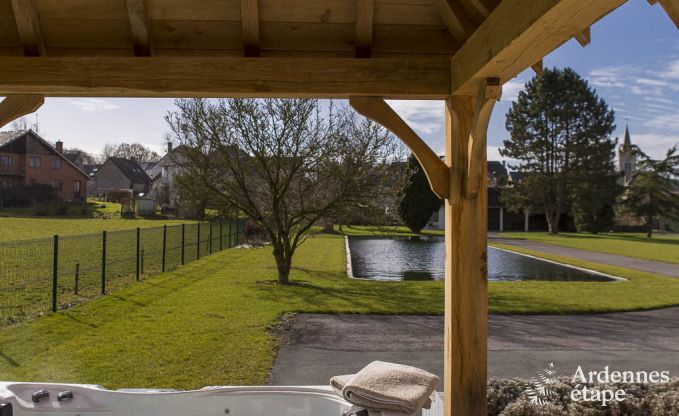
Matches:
[[330, 361, 439, 414]]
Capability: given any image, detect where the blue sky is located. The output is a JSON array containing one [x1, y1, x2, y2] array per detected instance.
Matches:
[[4, 1, 678, 161]]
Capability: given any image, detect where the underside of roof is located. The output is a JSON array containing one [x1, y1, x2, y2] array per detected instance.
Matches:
[[0, 0, 488, 58]]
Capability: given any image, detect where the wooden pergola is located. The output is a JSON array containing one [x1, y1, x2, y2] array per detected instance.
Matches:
[[0, 0, 677, 414]]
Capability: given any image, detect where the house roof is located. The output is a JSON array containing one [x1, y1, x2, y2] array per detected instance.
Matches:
[[106, 157, 152, 185], [509, 172, 525, 183], [0, 129, 89, 178]]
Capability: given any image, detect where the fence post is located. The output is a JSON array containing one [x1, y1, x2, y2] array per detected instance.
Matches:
[[101, 231, 106, 295], [75, 261, 79, 295], [229, 219, 233, 248], [181, 224, 185, 265], [209, 223, 213, 254], [52, 235, 58, 313], [220, 221, 223, 251], [197, 223, 201, 259], [136, 227, 140, 281], [141, 248, 145, 274], [162, 225, 167, 272]]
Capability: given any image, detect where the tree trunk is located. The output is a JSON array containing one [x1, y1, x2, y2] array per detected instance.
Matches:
[[546, 211, 561, 234], [647, 215, 653, 238], [273, 246, 292, 285]]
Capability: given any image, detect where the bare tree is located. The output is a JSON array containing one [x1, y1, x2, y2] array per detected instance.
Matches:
[[166, 98, 401, 284], [100, 142, 160, 162]]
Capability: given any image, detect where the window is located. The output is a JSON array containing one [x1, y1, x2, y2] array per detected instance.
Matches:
[[51, 158, 61, 169], [51, 179, 63, 190], [0, 155, 12, 167], [29, 157, 41, 168], [74, 180, 81, 192]]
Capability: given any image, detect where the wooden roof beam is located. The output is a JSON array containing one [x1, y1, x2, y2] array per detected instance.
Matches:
[[435, 0, 477, 44], [349, 96, 449, 199], [126, 0, 153, 56], [0, 56, 452, 99], [451, 0, 626, 95], [355, 0, 375, 58], [241, 0, 260, 57], [10, 0, 46, 57], [574, 26, 591, 47], [649, 0, 679, 29], [0, 94, 44, 129]]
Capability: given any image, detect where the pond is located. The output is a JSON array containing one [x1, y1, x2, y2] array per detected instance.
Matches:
[[347, 236, 616, 282]]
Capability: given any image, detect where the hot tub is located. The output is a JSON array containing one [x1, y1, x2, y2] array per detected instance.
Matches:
[[0, 382, 443, 416], [0, 383, 350, 416]]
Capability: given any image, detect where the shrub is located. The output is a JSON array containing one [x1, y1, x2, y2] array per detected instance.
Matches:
[[487, 378, 679, 416], [0, 184, 58, 208]]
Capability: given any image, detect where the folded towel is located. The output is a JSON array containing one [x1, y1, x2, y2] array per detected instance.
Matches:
[[331, 361, 439, 415]]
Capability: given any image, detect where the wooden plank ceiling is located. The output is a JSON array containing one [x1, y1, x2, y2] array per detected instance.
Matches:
[[0, 0, 498, 57], [0, 0, 631, 98]]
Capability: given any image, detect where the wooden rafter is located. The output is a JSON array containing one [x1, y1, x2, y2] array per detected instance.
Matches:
[[649, 0, 679, 29], [574, 26, 591, 47], [355, 0, 375, 58], [0, 94, 44, 129], [349, 96, 449, 199], [126, 0, 153, 56], [451, 0, 626, 95], [0, 57, 452, 99], [10, 0, 46, 57], [531, 59, 544, 75], [435, 0, 476, 44], [466, 0, 497, 16], [241, 0, 260, 57], [465, 78, 501, 198]]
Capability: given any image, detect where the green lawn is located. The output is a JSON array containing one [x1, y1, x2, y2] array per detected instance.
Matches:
[[497, 232, 679, 264], [0, 219, 239, 325], [2, 234, 679, 389], [0, 216, 193, 242]]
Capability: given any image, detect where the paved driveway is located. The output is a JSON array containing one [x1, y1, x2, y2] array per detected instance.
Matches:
[[490, 236, 679, 278], [268, 310, 679, 386]]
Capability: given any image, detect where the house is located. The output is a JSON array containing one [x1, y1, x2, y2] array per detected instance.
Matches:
[[0, 130, 89, 201], [92, 157, 151, 197], [149, 143, 187, 209]]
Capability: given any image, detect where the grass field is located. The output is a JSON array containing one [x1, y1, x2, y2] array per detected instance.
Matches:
[[0, 220, 241, 325], [337, 224, 444, 237], [498, 232, 679, 264], [2, 234, 679, 389]]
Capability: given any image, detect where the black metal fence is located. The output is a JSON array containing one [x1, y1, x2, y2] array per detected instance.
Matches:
[[0, 220, 244, 326]]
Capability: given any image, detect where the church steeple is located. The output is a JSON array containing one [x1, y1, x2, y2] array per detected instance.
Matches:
[[623, 124, 632, 150]]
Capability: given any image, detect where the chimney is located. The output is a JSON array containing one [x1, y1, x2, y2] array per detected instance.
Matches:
[[167, 142, 173, 154], [55, 140, 63, 153]]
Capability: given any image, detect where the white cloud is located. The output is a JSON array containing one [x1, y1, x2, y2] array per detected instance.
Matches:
[[386, 100, 444, 135], [631, 133, 679, 159], [501, 79, 526, 102], [71, 99, 120, 112]]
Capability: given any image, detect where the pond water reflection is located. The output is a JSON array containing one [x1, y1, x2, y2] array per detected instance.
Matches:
[[348, 236, 615, 282]]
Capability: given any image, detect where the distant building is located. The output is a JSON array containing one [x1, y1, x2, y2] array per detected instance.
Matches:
[[0, 130, 89, 201], [149, 143, 187, 209], [92, 157, 151, 196], [616, 124, 636, 186]]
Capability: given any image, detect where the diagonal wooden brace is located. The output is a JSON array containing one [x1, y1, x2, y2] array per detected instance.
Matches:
[[464, 78, 501, 199], [0, 94, 44, 128], [349, 96, 450, 199]]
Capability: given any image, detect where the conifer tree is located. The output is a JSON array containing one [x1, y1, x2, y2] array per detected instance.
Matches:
[[397, 155, 442, 233]]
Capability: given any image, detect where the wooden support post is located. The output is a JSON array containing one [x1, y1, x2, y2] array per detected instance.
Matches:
[[531, 59, 544, 75], [444, 95, 489, 416]]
